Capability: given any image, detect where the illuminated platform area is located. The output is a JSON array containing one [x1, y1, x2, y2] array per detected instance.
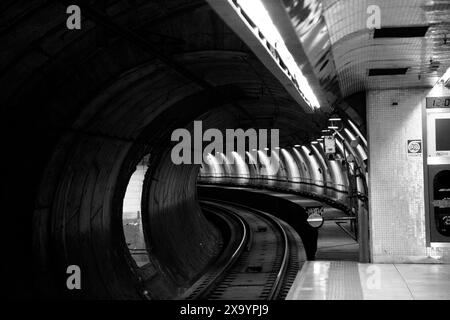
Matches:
[[287, 261, 450, 300]]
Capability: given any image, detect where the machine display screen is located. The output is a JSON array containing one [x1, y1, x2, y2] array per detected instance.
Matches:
[[436, 119, 450, 151]]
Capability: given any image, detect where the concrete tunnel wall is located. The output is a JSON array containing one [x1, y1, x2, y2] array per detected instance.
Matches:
[[25, 48, 299, 299], [30, 81, 245, 299], [142, 150, 220, 297]]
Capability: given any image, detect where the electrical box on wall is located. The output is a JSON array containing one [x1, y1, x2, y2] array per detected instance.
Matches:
[[424, 96, 450, 244]]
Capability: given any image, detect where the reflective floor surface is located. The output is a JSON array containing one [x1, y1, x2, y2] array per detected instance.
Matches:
[[287, 261, 450, 300]]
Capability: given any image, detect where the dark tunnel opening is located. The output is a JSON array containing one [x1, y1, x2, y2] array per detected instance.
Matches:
[[31, 83, 255, 299]]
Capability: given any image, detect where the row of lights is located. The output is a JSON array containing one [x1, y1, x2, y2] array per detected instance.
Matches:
[[234, 0, 321, 110], [206, 118, 343, 155], [249, 118, 344, 151], [246, 117, 343, 152], [308, 117, 342, 147]]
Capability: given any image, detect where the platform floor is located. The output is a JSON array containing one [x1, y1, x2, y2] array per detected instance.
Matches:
[[287, 261, 450, 300], [316, 221, 359, 261]]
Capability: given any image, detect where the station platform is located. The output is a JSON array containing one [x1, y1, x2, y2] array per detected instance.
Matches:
[[316, 221, 358, 261], [287, 261, 450, 300]]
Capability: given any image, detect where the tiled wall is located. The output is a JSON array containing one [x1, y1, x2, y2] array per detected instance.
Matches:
[[367, 87, 450, 263]]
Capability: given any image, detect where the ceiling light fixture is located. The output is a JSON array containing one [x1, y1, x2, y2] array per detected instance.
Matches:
[[235, 0, 320, 109]]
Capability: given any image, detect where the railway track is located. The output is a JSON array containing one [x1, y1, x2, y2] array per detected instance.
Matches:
[[182, 199, 303, 300]]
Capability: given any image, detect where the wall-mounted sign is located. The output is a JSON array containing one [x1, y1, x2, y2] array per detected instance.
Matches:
[[324, 136, 336, 154], [407, 139, 422, 156], [426, 96, 450, 109]]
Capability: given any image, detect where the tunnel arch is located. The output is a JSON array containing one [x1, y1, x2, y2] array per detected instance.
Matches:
[[31, 45, 324, 299], [3, 1, 335, 299]]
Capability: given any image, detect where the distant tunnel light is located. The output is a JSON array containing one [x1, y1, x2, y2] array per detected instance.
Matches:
[[235, 0, 320, 109], [348, 119, 368, 147], [336, 139, 344, 153], [328, 126, 339, 130], [246, 151, 258, 165], [231, 151, 250, 176]]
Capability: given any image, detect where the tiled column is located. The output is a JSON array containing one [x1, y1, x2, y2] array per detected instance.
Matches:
[[367, 88, 450, 263]]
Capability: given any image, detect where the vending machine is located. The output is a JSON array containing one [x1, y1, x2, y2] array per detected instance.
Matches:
[[425, 96, 450, 244]]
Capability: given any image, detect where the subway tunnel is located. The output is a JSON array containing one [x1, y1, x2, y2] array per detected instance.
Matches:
[[2, 0, 450, 301]]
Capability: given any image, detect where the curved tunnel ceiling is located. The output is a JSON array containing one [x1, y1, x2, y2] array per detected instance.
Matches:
[[254, 0, 450, 137], [1, 0, 334, 149], [322, 0, 450, 96], [273, 0, 450, 99]]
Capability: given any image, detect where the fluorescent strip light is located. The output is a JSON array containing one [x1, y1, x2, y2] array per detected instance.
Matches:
[[328, 126, 339, 130], [329, 118, 342, 121], [236, 0, 320, 109]]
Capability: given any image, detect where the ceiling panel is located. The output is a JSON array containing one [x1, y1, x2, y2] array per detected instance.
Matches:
[[321, 0, 450, 96]]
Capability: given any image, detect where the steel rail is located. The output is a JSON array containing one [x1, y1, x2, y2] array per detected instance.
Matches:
[[201, 199, 290, 300]]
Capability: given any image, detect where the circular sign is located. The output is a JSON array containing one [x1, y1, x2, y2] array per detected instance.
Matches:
[[408, 141, 421, 153], [306, 207, 324, 229]]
